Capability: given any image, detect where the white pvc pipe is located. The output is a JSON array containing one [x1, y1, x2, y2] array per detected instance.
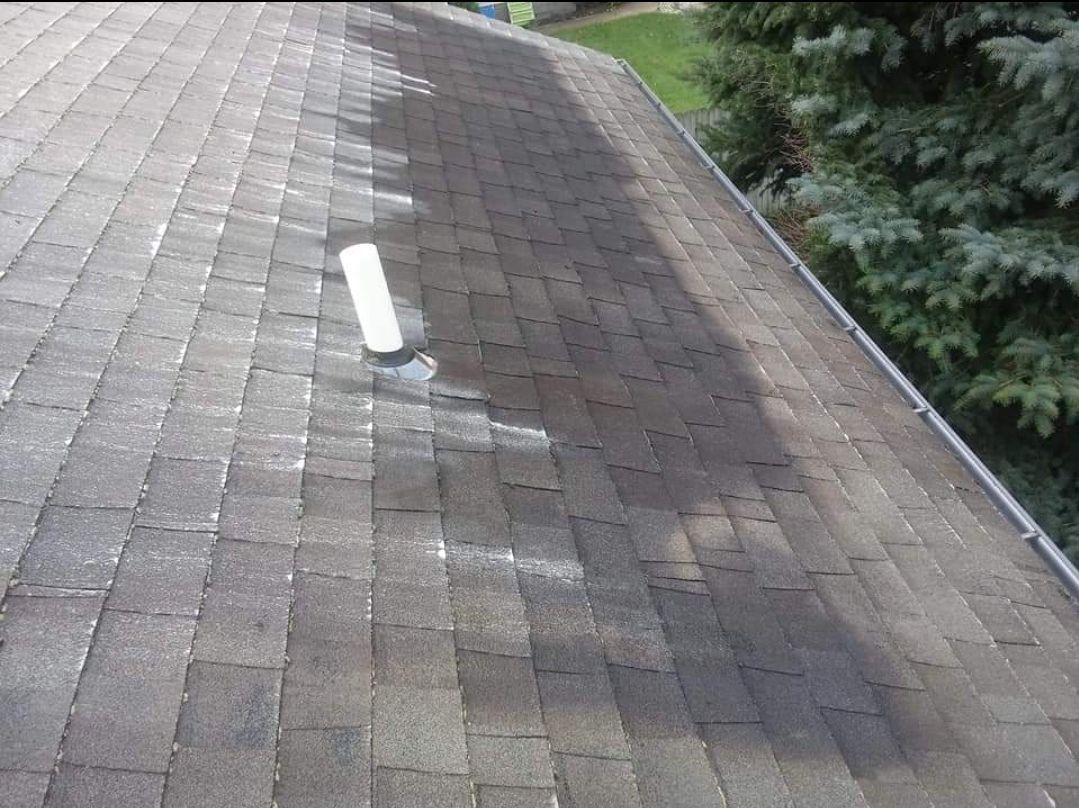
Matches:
[[339, 243, 404, 354]]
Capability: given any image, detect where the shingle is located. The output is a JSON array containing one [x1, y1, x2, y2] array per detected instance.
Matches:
[[647, 432, 724, 515], [482, 340, 532, 376], [175, 661, 281, 752], [192, 540, 292, 669], [458, 651, 545, 737], [573, 519, 675, 673], [732, 516, 811, 591], [822, 708, 915, 784], [372, 509, 452, 630], [502, 483, 574, 532], [885, 547, 992, 645], [280, 630, 372, 730], [834, 466, 920, 546], [798, 648, 880, 714], [437, 449, 510, 545], [432, 394, 493, 451], [138, 457, 227, 531], [220, 482, 302, 537], [702, 567, 801, 675], [372, 625, 469, 774], [1002, 643, 1079, 721], [373, 426, 440, 511], [45, 765, 164, 808], [700, 723, 792, 808], [589, 401, 659, 472], [19, 506, 131, 589], [950, 640, 1047, 724], [554, 754, 644, 808], [0, 170, 68, 219], [373, 376, 433, 431], [553, 444, 625, 524], [4, 7, 1079, 808], [486, 370, 540, 410], [1046, 786, 1079, 808], [626, 506, 697, 567], [801, 476, 887, 561], [472, 293, 524, 346], [903, 751, 993, 808], [420, 248, 466, 292], [656, 361, 724, 426], [681, 513, 741, 554], [62, 611, 195, 773], [467, 735, 555, 788], [163, 747, 277, 808], [520, 318, 572, 360], [281, 570, 370, 727], [700, 403, 786, 468], [2, 770, 49, 808], [742, 668, 866, 808], [253, 312, 317, 376], [490, 407, 560, 490], [854, 782, 934, 808], [508, 274, 556, 323], [605, 333, 662, 381], [623, 376, 688, 437], [0, 499, 38, 586], [594, 299, 638, 336], [559, 315, 607, 350], [445, 541, 531, 657], [276, 728, 370, 808], [842, 627, 924, 690], [536, 375, 601, 448], [295, 514, 373, 581], [518, 572, 605, 674], [374, 768, 472, 808], [475, 786, 558, 808], [423, 290, 475, 347], [910, 660, 992, 729], [963, 593, 1037, 645], [0, 593, 104, 772], [651, 586, 758, 722], [953, 721, 1079, 785], [537, 670, 630, 759], [0, 402, 82, 506], [765, 488, 853, 575], [607, 666, 725, 808], [570, 345, 633, 408], [980, 783, 1054, 808]]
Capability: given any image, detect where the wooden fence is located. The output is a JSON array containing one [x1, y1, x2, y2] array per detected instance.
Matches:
[[674, 106, 725, 142], [675, 106, 785, 215]]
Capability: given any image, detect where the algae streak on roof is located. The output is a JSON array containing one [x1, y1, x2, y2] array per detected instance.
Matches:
[[0, 3, 1078, 808]]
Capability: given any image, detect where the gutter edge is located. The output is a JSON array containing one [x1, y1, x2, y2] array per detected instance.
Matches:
[[617, 58, 1079, 600]]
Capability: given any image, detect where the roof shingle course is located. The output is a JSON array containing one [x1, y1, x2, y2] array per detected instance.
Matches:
[[0, 2, 1077, 806]]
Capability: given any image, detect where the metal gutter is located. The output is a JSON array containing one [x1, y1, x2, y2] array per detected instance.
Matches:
[[618, 58, 1079, 599]]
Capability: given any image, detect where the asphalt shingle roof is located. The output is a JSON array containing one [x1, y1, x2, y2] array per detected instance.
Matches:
[[1, 2, 1079, 807]]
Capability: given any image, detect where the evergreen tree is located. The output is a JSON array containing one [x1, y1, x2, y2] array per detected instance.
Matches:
[[695, 3, 1079, 554]]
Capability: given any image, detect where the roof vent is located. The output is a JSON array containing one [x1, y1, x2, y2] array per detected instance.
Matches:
[[339, 243, 437, 380]]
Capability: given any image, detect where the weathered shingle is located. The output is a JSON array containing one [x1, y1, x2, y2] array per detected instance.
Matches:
[[1, 2, 1077, 806]]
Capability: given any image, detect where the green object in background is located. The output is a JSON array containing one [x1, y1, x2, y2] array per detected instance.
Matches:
[[552, 12, 710, 114], [695, 2, 1079, 556], [508, 2, 535, 26]]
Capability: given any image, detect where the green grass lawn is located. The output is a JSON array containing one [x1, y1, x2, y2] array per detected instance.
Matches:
[[551, 12, 710, 114]]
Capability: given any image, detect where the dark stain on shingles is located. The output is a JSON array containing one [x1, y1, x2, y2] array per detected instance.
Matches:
[[1, 4, 1075, 807]]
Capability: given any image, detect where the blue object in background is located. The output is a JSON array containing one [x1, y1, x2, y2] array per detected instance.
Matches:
[[480, 3, 498, 18]]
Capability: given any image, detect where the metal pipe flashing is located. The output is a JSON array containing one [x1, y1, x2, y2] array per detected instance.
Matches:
[[618, 59, 1079, 599]]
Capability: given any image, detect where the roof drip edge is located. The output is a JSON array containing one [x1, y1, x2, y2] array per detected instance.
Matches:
[[616, 58, 1079, 600]]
